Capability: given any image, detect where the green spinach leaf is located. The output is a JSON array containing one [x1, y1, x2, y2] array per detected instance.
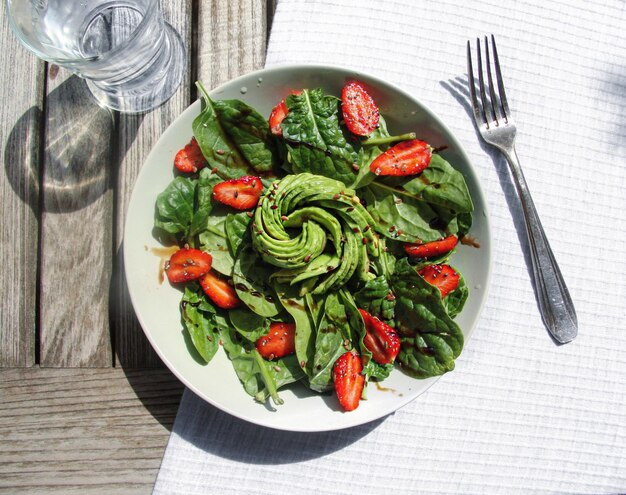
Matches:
[[354, 275, 396, 325], [273, 281, 319, 378], [362, 181, 448, 243], [445, 270, 469, 319], [180, 284, 228, 363], [198, 210, 235, 276], [391, 258, 464, 378], [232, 244, 282, 317], [225, 211, 252, 259], [189, 168, 221, 241], [281, 88, 358, 186], [228, 307, 270, 342], [219, 327, 304, 406], [308, 292, 351, 392], [403, 154, 474, 213], [211, 98, 277, 173], [192, 83, 255, 179], [154, 176, 196, 243]]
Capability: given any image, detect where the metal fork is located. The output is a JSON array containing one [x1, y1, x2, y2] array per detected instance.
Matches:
[[467, 35, 577, 343]]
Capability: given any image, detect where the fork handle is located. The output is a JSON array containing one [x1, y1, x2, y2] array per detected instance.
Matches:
[[503, 148, 578, 343]]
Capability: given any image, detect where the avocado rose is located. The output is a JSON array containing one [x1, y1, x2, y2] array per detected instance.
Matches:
[[252, 173, 381, 296]]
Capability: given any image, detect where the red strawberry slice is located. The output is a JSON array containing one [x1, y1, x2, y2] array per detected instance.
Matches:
[[369, 139, 432, 176], [255, 322, 296, 360], [358, 309, 401, 365], [269, 90, 301, 136], [212, 176, 263, 210], [199, 270, 241, 309], [174, 137, 207, 173], [165, 248, 212, 283], [404, 235, 458, 259], [418, 264, 459, 298], [333, 351, 365, 412], [341, 81, 380, 136]]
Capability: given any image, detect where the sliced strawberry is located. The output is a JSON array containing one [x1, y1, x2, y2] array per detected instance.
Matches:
[[358, 309, 400, 365], [212, 176, 263, 210], [333, 351, 365, 412], [199, 270, 241, 309], [269, 90, 301, 136], [174, 137, 207, 173], [369, 139, 432, 176], [418, 264, 460, 298], [404, 235, 458, 259], [165, 248, 212, 283], [341, 81, 380, 136], [255, 322, 296, 360]]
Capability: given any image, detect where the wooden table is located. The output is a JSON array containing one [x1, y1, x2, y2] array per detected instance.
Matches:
[[1, 2, 275, 492]]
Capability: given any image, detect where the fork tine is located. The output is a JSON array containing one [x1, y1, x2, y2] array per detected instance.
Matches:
[[466, 40, 483, 126], [484, 35, 503, 125], [491, 34, 510, 122], [475, 37, 493, 129]]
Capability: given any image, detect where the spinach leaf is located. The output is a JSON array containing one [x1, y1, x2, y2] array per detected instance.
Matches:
[[362, 181, 448, 243], [211, 98, 277, 173], [273, 281, 318, 378], [198, 210, 235, 276], [232, 244, 282, 317], [180, 284, 228, 363], [225, 211, 252, 259], [155, 168, 221, 246], [254, 353, 306, 403], [362, 360, 394, 382], [281, 88, 358, 186], [228, 307, 270, 342], [219, 327, 304, 406], [403, 154, 474, 213], [391, 258, 464, 378], [308, 292, 351, 392], [338, 289, 394, 383], [354, 275, 396, 325], [154, 176, 196, 243], [445, 270, 469, 319], [189, 168, 221, 241], [192, 83, 255, 179]]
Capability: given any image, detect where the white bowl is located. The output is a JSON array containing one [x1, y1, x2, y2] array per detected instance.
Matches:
[[124, 64, 492, 432]]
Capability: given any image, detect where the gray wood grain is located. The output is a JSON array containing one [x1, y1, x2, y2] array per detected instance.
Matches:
[[39, 69, 114, 367], [196, 0, 270, 88], [0, 368, 184, 494], [0, 1, 44, 367], [113, 1, 193, 368]]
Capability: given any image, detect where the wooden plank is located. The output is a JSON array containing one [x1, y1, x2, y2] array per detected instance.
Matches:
[[38, 69, 114, 367], [196, 0, 271, 87], [0, 1, 44, 367], [113, 1, 193, 368], [0, 368, 184, 495]]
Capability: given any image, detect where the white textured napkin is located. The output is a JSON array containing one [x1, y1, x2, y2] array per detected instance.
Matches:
[[153, 1, 626, 493]]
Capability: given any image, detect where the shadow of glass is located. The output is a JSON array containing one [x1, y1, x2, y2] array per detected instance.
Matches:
[[4, 74, 145, 214], [3, 105, 41, 217], [173, 389, 389, 464]]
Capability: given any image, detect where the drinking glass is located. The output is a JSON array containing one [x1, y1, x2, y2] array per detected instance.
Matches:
[[6, 0, 185, 113]]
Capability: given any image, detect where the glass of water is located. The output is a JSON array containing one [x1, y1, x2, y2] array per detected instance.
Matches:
[[6, 0, 185, 113]]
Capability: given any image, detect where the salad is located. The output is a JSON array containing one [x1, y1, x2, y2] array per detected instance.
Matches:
[[153, 80, 474, 411]]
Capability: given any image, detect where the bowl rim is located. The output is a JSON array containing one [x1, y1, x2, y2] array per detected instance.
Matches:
[[123, 62, 493, 432]]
